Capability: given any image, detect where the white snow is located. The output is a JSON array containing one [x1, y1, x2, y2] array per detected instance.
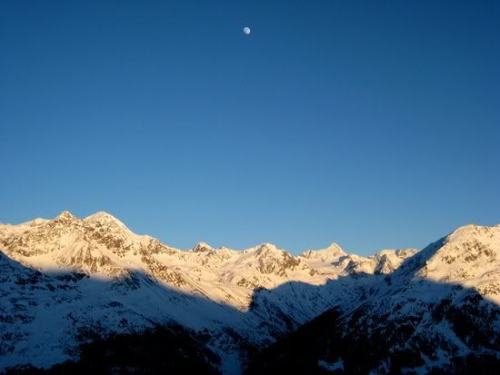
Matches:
[[1, 212, 499, 373]]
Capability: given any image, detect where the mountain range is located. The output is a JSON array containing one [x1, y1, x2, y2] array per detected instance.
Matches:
[[0, 211, 499, 374]]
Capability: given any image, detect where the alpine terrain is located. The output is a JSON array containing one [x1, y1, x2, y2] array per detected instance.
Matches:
[[0, 212, 498, 374]]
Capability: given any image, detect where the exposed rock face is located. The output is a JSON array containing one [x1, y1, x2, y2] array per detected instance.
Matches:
[[1, 211, 398, 372], [1, 213, 498, 374], [0, 212, 414, 294], [247, 225, 500, 374]]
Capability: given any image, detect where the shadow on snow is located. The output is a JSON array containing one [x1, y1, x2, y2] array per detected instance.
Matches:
[[0, 235, 498, 374]]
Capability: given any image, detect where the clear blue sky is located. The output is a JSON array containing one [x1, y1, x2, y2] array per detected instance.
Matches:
[[1, 1, 499, 255]]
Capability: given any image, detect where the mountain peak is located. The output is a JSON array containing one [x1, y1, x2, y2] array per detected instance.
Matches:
[[255, 243, 283, 256], [300, 242, 345, 259], [56, 210, 77, 221], [325, 242, 344, 253], [259, 242, 278, 249], [193, 242, 214, 252], [83, 211, 128, 229], [85, 211, 118, 220], [1, 216, 499, 373], [447, 223, 484, 240]]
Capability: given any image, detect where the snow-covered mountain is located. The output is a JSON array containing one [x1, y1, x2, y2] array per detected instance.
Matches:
[[0, 211, 498, 373], [248, 224, 500, 374]]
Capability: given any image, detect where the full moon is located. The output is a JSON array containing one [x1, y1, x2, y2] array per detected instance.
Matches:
[[243, 26, 251, 35]]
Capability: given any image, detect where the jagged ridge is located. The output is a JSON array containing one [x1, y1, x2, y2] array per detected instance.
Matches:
[[1, 212, 499, 374]]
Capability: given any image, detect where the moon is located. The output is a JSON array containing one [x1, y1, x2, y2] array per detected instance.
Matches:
[[243, 26, 251, 35]]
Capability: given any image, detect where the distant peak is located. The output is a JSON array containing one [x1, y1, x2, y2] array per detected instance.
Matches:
[[56, 210, 77, 221], [83, 211, 128, 229], [193, 242, 214, 252], [258, 243, 279, 251], [301, 242, 345, 258], [326, 242, 344, 252], [443, 224, 493, 245], [255, 243, 285, 256], [85, 211, 117, 221], [449, 224, 480, 236]]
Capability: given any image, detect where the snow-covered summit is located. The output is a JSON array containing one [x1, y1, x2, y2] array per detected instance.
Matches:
[[1, 213, 498, 373], [56, 210, 77, 221], [192, 241, 214, 252], [300, 242, 345, 259], [83, 211, 129, 229], [408, 224, 500, 303]]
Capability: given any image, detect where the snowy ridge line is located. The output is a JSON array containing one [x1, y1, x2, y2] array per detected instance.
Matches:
[[1, 211, 499, 373]]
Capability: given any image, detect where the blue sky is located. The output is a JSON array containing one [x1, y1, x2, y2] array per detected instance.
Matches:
[[1, 1, 499, 254]]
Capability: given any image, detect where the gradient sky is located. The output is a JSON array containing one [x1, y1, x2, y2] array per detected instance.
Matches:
[[1, 1, 499, 255]]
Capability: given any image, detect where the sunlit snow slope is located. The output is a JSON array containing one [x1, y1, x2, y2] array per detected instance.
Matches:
[[1, 212, 498, 373]]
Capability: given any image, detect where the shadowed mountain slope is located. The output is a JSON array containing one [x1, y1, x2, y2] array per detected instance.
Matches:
[[1, 212, 499, 374]]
